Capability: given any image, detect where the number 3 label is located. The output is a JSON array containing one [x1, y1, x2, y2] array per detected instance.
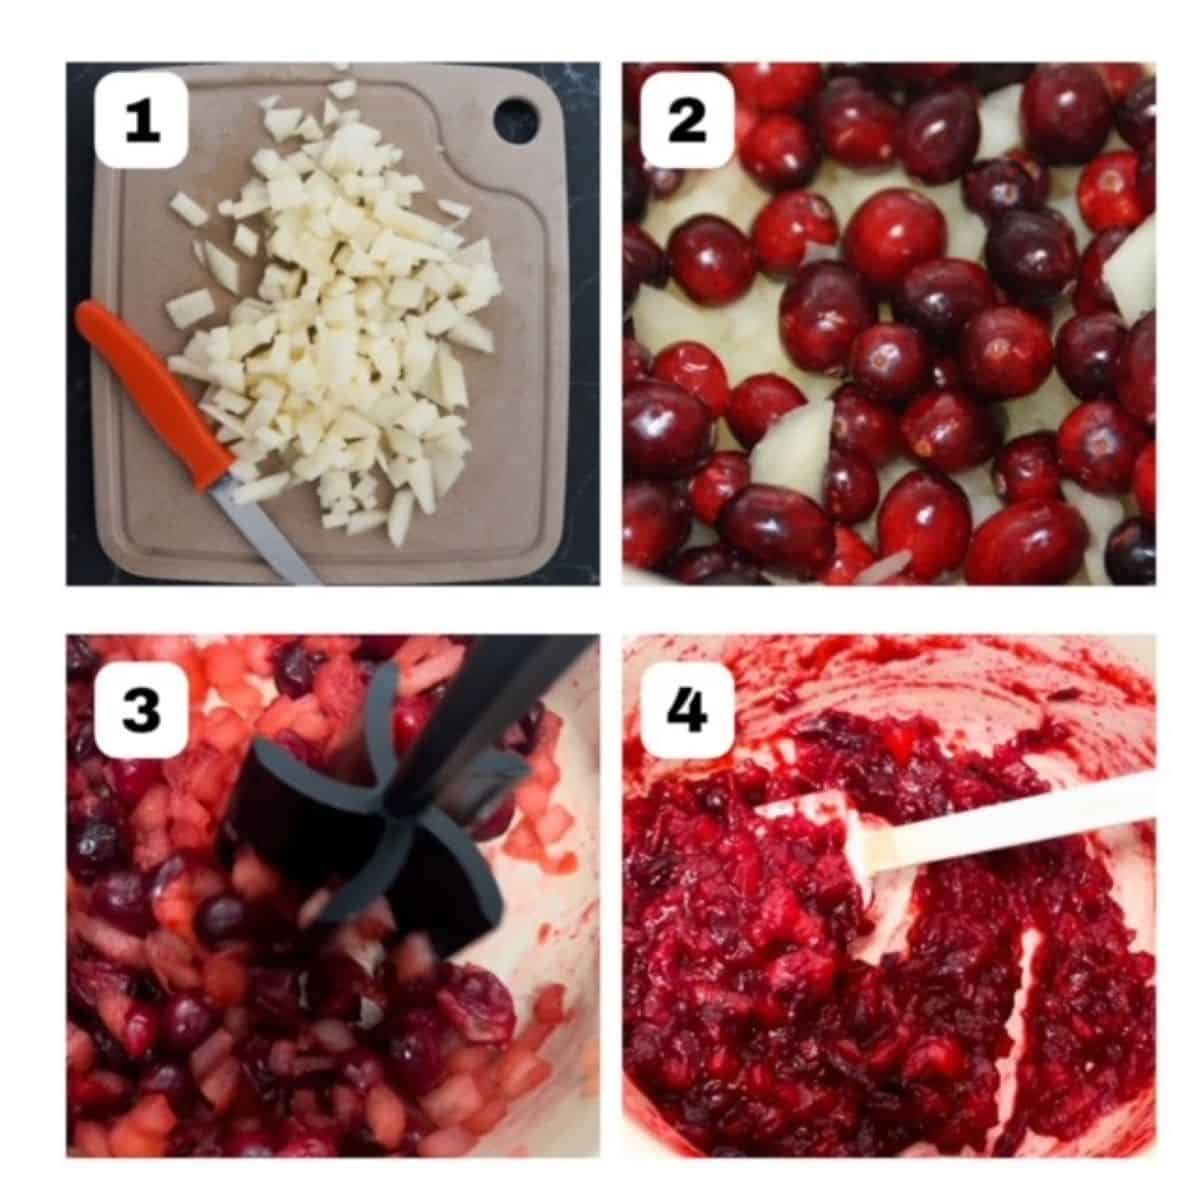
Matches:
[[94, 661, 190, 759], [639, 70, 735, 170], [641, 662, 735, 761]]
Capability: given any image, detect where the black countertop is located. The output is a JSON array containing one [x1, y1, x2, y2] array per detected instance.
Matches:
[[66, 62, 599, 586]]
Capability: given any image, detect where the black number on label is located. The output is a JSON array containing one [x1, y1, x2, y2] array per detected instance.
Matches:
[[668, 96, 707, 143], [123, 687, 162, 733], [125, 97, 161, 144], [667, 686, 708, 733]]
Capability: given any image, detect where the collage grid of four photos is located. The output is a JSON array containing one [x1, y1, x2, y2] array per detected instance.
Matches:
[[61, 54, 1159, 1165]]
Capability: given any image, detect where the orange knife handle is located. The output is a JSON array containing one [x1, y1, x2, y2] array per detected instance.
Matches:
[[75, 300, 234, 492]]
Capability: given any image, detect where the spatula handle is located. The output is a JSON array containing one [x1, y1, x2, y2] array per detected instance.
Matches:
[[864, 770, 1155, 875]]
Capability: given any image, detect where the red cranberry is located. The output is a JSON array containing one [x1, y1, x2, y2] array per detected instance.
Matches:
[[688, 451, 752, 526], [897, 87, 980, 183], [779, 261, 877, 373], [1133, 442, 1156, 517], [719, 485, 835, 578], [1055, 312, 1127, 399], [968, 63, 1035, 94], [667, 215, 757, 307], [727, 63, 824, 113], [652, 340, 730, 418], [960, 306, 1054, 400], [726, 373, 806, 448], [225, 1129, 276, 1157], [1116, 311, 1155, 427], [820, 525, 878, 585], [1116, 77, 1156, 150], [848, 323, 931, 405], [1074, 226, 1131, 315], [1105, 516, 1155, 585], [623, 224, 670, 310], [110, 758, 163, 804], [1020, 63, 1113, 165], [1056, 399, 1149, 494], [885, 63, 963, 89], [899, 388, 1001, 473], [624, 379, 715, 479], [307, 954, 372, 1021], [623, 154, 648, 222], [355, 636, 408, 661], [985, 209, 1079, 306], [876, 470, 972, 581], [194, 892, 252, 948], [1098, 63, 1147, 103], [622, 481, 690, 569], [961, 158, 1041, 224], [92, 869, 153, 935], [964, 500, 1088, 585], [815, 77, 900, 170], [623, 336, 652, 387], [842, 188, 948, 294], [390, 1027, 445, 1096], [68, 819, 126, 882], [1137, 140, 1156, 213], [141, 1062, 196, 1115], [392, 694, 434, 754], [929, 354, 962, 390], [831, 383, 902, 466], [893, 257, 996, 347], [751, 190, 838, 280], [161, 992, 217, 1054], [992, 432, 1062, 503], [274, 641, 316, 698], [67, 635, 101, 680], [669, 544, 766, 586], [471, 793, 515, 842], [739, 113, 820, 191], [1077, 151, 1147, 232], [823, 452, 880, 523]]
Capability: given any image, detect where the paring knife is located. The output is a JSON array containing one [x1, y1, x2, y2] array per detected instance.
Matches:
[[74, 300, 322, 586]]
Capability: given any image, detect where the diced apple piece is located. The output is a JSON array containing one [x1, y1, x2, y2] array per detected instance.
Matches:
[[169, 191, 208, 227], [165, 289, 215, 330]]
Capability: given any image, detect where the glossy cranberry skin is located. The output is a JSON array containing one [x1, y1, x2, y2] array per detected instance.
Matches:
[[843, 188, 948, 294], [876, 469, 972, 581], [751, 190, 838, 280], [1116, 77, 1156, 150], [897, 87, 980, 183], [984, 209, 1079, 306], [823, 452, 880, 523], [1077, 151, 1147, 232], [624, 380, 715, 479], [622, 481, 690, 569], [819, 525, 878, 585], [739, 113, 820, 191], [623, 155, 648, 223], [961, 158, 1040, 224], [669, 544, 767, 586], [964, 500, 1088, 585], [1137, 140, 1156, 213], [815, 77, 900, 169], [929, 354, 962, 390], [1133, 442, 1156, 517], [726, 373, 806, 448], [623, 337, 652, 387], [68, 819, 126, 882], [688, 451, 752, 526], [1020, 63, 1113, 165], [161, 992, 218, 1054], [992, 432, 1062, 503], [667, 215, 757, 307], [899, 388, 1000, 473], [1116, 311, 1155, 426], [847, 323, 931, 406], [141, 1062, 197, 1115], [1098, 63, 1147, 103], [1056, 399, 1149, 494], [1074, 227, 1130, 315], [623, 224, 669, 310], [194, 892, 252, 948], [719, 485, 835, 579], [1105, 516, 1156, 585], [727, 63, 824, 113], [893, 257, 996, 348], [1005, 149, 1052, 206], [960, 306, 1054, 400], [779, 261, 877, 373], [91, 869, 154, 935], [273, 641, 316, 698], [67, 635, 100, 680], [831, 384, 902, 466], [968, 63, 1035, 93], [109, 758, 163, 804], [652, 340, 730, 418], [1055, 312, 1127, 399]]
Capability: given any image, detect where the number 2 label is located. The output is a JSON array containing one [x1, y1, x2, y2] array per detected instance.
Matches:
[[641, 662, 735, 760], [94, 661, 189, 759], [639, 71, 735, 170]]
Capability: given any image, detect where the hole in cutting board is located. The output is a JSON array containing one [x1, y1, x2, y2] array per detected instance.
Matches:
[[494, 97, 540, 144]]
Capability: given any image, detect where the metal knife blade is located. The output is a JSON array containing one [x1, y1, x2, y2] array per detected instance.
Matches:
[[210, 478, 323, 586]]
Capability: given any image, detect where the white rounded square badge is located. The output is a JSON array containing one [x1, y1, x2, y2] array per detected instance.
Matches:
[[639, 70, 735, 171], [93, 661, 190, 760], [641, 661, 736, 761], [94, 70, 189, 170]]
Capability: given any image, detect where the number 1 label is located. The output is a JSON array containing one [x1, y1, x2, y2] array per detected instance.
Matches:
[[641, 661, 735, 760], [639, 70, 735, 170], [94, 661, 190, 759]]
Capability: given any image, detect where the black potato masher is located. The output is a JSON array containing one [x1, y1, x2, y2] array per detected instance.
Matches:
[[222, 635, 595, 956]]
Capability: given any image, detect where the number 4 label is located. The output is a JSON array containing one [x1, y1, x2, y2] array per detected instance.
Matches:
[[641, 662, 735, 761], [639, 71, 735, 171], [94, 661, 190, 760]]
